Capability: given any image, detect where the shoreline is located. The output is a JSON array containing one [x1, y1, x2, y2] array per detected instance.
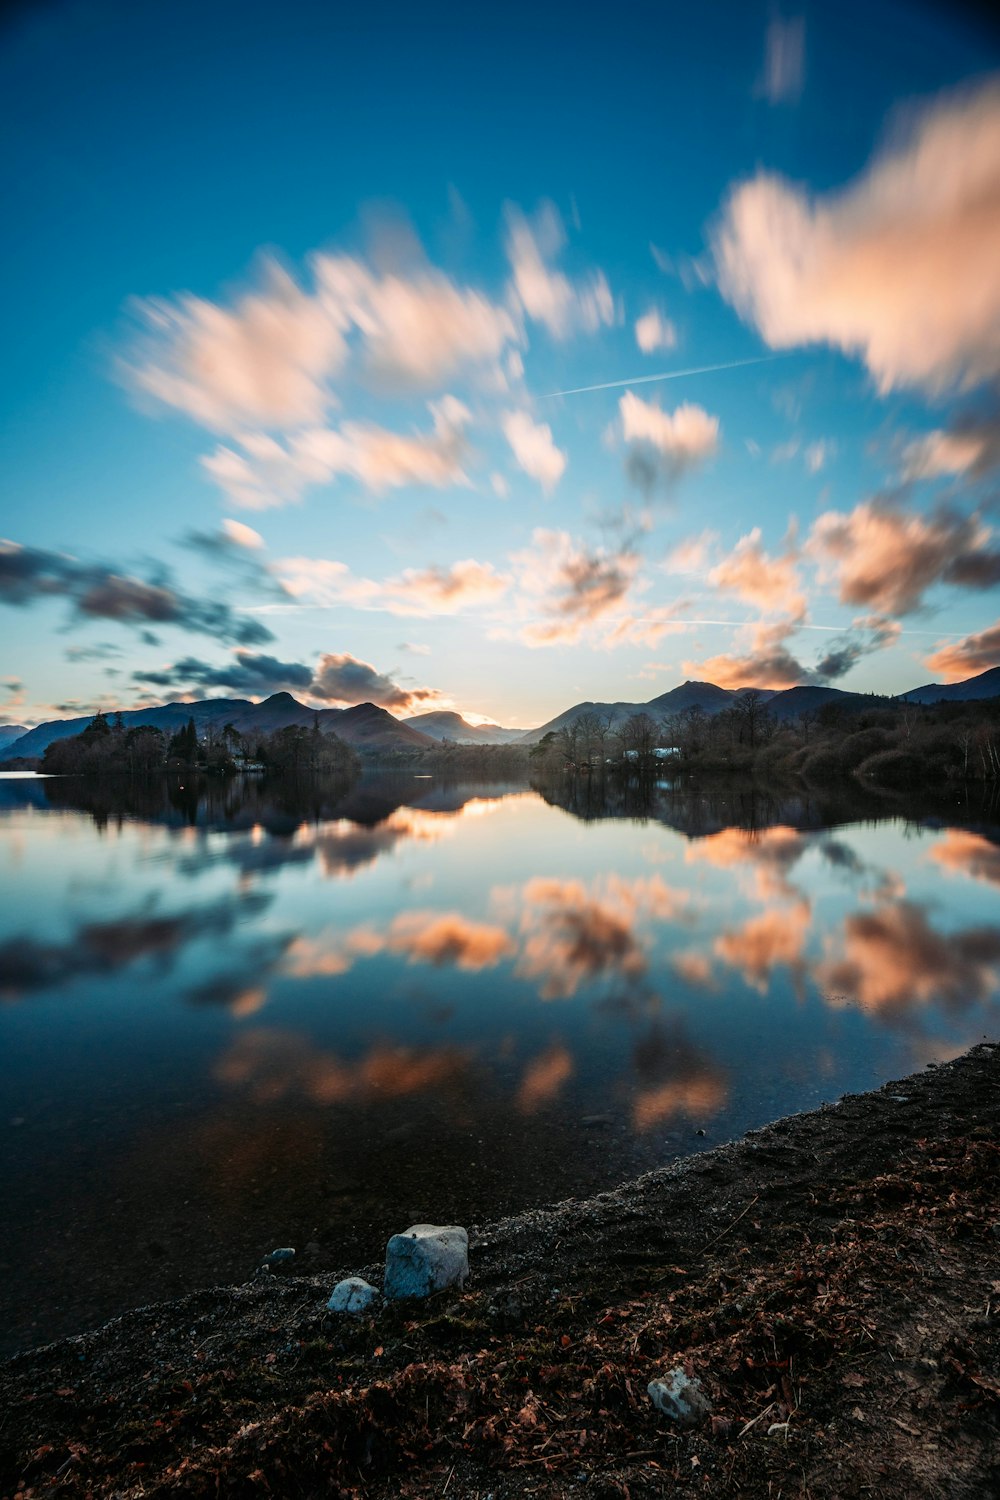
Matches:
[[3, 1042, 1000, 1496]]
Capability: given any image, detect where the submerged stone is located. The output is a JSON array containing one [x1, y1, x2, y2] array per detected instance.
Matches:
[[384, 1223, 469, 1300]]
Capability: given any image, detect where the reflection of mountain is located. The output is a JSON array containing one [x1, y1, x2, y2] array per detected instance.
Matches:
[[20, 769, 528, 836]]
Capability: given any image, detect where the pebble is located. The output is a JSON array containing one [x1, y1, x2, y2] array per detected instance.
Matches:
[[265, 1247, 296, 1265], [648, 1369, 713, 1427], [384, 1223, 469, 1300], [327, 1277, 379, 1315]]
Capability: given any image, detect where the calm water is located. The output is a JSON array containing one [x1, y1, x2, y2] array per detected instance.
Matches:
[[2, 769, 999, 1354]]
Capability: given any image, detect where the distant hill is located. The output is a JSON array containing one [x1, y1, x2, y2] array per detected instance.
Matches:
[[645, 680, 739, 716], [4, 662, 998, 764], [0, 694, 433, 761], [901, 665, 1000, 705], [404, 710, 528, 745]]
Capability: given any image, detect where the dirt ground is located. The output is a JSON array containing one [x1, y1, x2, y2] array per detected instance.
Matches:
[[2, 1043, 999, 1499]]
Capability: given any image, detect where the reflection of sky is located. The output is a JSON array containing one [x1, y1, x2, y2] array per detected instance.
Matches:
[[4, 789, 1000, 1127], [3, 778, 1000, 1349]]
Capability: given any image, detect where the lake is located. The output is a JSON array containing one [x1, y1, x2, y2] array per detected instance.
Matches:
[[1, 769, 999, 1355]]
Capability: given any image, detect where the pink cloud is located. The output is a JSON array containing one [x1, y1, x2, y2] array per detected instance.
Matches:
[[714, 80, 1000, 393]]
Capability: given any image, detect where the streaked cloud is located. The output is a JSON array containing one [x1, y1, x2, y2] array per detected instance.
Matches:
[[708, 526, 805, 619], [810, 501, 1000, 615], [203, 397, 472, 508], [0, 539, 273, 647], [504, 201, 615, 339], [502, 410, 567, 492], [924, 619, 1000, 680], [634, 307, 677, 354], [619, 391, 719, 493], [715, 80, 1000, 393], [755, 15, 805, 105]]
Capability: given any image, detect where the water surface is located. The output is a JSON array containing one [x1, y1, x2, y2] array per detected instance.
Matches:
[[2, 770, 999, 1354]]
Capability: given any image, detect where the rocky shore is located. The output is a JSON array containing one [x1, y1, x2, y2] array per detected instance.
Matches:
[[3, 1043, 999, 1498]]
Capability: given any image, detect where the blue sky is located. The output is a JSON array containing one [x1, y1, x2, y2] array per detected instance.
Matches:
[[2, 0, 1000, 727]]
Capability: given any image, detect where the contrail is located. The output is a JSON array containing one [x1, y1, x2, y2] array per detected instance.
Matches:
[[542, 354, 781, 398]]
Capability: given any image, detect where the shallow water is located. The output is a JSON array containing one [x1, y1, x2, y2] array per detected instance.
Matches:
[[1, 770, 999, 1353]]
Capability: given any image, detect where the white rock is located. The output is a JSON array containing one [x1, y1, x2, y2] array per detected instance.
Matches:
[[326, 1277, 379, 1315], [648, 1369, 712, 1427], [384, 1223, 469, 1300]]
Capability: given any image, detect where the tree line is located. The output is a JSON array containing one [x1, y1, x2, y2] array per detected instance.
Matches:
[[41, 711, 360, 778], [528, 693, 1000, 789]]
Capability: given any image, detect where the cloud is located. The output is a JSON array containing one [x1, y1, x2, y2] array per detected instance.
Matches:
[[126, 247, 520, 437], [512, 528, 641, 647], [203, 397, 472, 508], [383, 559, 511, 616], [310, 651, 441, 712], [505, 201, 615, 339], [684, 619, 808, 690], [619, 392, 719, 493], [275, 553, 508, 618], [0, 539, 273, 647], [502, 410, 566, 492], [126, 261, 348, 431], [714, 901, 811, 992], [810, 501, 1000, 614], [664, 530, 719, 575], [755, 15, 805, 105], [924, 619, 1000, 680], [901, 409, 1000, 482], [386, 911, 516, 969], [516, 1044, 574, 1114], [635, 308, 677, 353], [714, 80, 1000, 392], [313, 252, 518, 389], [814, 615, 901, 681], [819, 900, 1000, 1016], [929, 830, 1000, 889], [805, 439, 832, 474], [516, 876, 647, 999], [708, 526, 805, 618], [133, 650, 314, 696]]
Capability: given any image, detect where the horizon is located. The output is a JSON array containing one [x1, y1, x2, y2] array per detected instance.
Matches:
[[6, 659, 997, 739], [3, 1, 1000, 729]]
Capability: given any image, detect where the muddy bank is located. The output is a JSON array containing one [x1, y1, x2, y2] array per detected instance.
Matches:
[[3, 1043, 999, 1498]]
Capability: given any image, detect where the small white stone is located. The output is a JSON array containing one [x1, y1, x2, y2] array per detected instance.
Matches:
[[648, 1369, 712, 1427], [384, 1223, 469, 1300], [326, 1277, 379, 1315]]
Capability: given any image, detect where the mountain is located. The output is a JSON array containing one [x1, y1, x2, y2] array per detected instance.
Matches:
[[518, 700, 650, 745], [403, 710, 527, 744], [762, 685, 881, 721], [0, 724, 29, 748], [645, 680, 739, 716], [0, 694, 433, 761], [901, 665, 1000, 705]]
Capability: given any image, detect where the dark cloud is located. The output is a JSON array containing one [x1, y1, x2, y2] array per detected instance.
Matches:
[[133, 651, 313, 695], [0, 892, 271, 1000], [310, 652, 439, 711], [814, 617, 900, 682], [64, 642, 123, 663], [0, 540, 273, 647]]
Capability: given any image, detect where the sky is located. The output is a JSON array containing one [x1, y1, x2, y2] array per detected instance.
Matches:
[[2, 0, 1000, 729]]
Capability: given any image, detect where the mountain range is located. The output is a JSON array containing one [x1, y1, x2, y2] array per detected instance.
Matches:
[[2, 664, 998, 762]]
